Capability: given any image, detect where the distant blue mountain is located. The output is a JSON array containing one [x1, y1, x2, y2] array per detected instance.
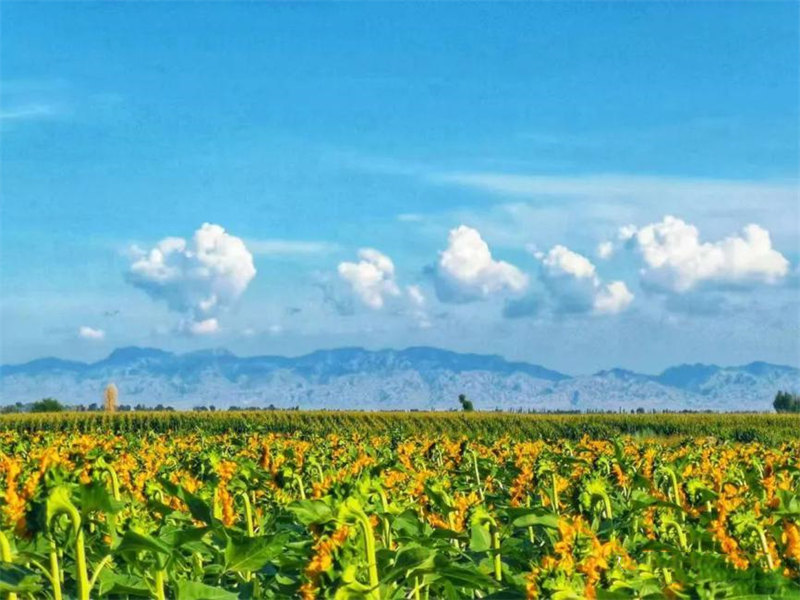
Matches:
[[1, 346, 797, 411], [654, 364, 722, 392]]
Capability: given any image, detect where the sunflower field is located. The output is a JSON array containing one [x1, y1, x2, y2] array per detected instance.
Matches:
[[1, 413, 799, 599]]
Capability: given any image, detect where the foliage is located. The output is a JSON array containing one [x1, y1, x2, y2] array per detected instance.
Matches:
[[1, 411, 799, 443], [0, 415, 798, 598], [458, 394, 474, 412], [774, 390, 800, 413], [28, 398, 64, 413]]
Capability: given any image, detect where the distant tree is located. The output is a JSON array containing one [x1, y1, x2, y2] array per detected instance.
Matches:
[[104, 383, 118, 412], [636, 407, 646, 414], [30, 398, 64, 413], [458, 394, 474, 412], [774, 390, 800, 413]]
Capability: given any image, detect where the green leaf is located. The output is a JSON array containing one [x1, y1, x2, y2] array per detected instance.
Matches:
[[81, 480, 124, 514], [116, 528, 173, 555], [97, 571, 151, 597], [176, 580, 239, 600], [435, 565, 498, 590], [469, 523, 492, 552], [0, 562, 43, 593], [510, 510, 559, 530], [160, 479, 215, 524], [287, 499, 334, 526], [225, 533, 286, 573]]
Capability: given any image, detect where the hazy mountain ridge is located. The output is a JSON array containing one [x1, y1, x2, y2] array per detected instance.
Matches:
[[1, 347, 797, 411]]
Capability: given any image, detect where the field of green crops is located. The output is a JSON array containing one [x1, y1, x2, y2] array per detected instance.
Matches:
[[1, 412, 798, 598]]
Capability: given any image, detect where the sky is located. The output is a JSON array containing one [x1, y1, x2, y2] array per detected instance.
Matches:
[[1, 2, 798, 374]]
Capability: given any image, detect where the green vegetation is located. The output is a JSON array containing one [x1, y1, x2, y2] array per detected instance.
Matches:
[[774, 390, 800, 413], [0, 416, 798, 598], [29, 397, 65, 413], [0, 410, 798, 442]]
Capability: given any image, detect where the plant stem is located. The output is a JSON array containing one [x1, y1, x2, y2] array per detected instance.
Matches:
[[0, 530, 17, 600], [153, 569, 166, 600], [48, 539, 63, 600], [356, 515, 380, 600], [491, 525, 502, 582]]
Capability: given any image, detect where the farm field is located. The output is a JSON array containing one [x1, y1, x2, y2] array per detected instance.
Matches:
[[1, 412, 799, 599]]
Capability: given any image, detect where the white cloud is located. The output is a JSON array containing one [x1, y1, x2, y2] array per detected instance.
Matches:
[[406, 284, 432, 328], [78, 326, 105, 340], [247, 239, 339, 256], [407, 284, 425, 307], [431, 171, 795, 206], [594, 281, 635, 315], [0, 104, 57, 121], [542, 245, 597, 280], [337, 248, 401, 309], [434, 225, 528, 303], [538, 245, 633, 315], [623, 216, 790, 293], [127, 223, 256, 333], [397, 213, 424, 223], [597, 241, 614, 260], [183, 318, 220, 336]]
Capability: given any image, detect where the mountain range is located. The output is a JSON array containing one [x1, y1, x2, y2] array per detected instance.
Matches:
[[1, 346, 797, 412]]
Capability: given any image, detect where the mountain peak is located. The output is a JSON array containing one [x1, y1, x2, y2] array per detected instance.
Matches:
[[102, 346, 174, 363]]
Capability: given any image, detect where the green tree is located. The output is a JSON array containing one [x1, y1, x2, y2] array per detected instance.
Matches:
[[30, 398, 65, 413], [774, 390, 800, 413], [458, 393, 474, 412]]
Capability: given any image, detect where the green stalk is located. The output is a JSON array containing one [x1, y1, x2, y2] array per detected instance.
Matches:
[[377, 490, 393, 549], [470, 451, 484, 501], [293, 474, 307, 500], [551, 473, 559, 514], [525, 498, 535, 544], [662, 518, 688, 552], [74, 528, 90, 600], [48, 539, 63, 600], [87, 555, 112, 593], [241, 492, 255, 537], [153, 569, 166, 600], [599, 492, 613, 520], [0, 530, 18, 600], [751, 524, 775, 570], [491, 525, 502, 582], [356, 514, 380, 600]]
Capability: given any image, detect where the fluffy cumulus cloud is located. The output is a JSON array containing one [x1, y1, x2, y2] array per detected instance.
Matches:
[[337, 248, 402, 309], [621, 216, 789, 293], [434, 225, 528, 303], [538, 245, 634, 315], [337, 250, 431, 327], [127, 223, 256, 333], [78, 326, 105, 340]]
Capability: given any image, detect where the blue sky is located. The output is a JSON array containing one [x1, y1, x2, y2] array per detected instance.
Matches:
[[1, 2, 798, 373]]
